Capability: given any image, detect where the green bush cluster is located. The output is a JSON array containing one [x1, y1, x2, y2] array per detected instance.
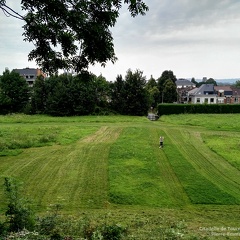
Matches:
[[158, 104, 240, 115]]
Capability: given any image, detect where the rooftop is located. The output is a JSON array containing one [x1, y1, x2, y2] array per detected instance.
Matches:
[[14, 68, 40, 75], [189, 84, 215, 95], [214, 86, 232, 92], [176, 79, 195, 86]]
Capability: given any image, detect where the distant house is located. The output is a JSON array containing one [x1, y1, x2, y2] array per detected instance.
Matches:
[[13, 67, 46, 87], [187, 84, 240, 104], [214, 86, 240, 104], [231, 88, 240, 104], [214, 86, 233, 104], [176, 79, 196, 103], [176, 79, 196, 89], [188, 84, 217, 104]]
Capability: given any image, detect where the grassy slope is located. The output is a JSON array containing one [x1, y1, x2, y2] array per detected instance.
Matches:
[[0, 114, 240, 238]]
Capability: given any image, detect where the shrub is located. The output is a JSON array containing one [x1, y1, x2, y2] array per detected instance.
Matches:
[[82, 221, 127, 240], [157, 104, 240, 115], [101, 224, 127, 240], [37, 204, 63, 239], [4, 177, 35, 233]]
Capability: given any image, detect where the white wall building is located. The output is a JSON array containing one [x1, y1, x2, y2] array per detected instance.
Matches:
[[188, 84, 217, 104]]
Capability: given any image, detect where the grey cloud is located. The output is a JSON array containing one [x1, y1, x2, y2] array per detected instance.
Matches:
[[114, 0, 240, 49], [128, 0, 240, 36]]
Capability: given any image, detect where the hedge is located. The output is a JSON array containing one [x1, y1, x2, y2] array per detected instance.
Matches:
[[157, 104, 240, 115]]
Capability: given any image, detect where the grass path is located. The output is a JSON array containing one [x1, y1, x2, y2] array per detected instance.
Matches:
[[108, 126, 191, 207], [149, 128, 190, 206], [109, 127, 170, 207]]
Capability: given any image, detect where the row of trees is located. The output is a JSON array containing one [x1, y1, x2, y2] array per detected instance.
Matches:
[[191, 77, 218, 87], [0, 69, 178, 116]]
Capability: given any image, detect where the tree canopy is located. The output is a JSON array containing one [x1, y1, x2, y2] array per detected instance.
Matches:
[[197, 78, 217, 87], [0, 69, 30, 113], [0, 68, 184, 116], [162, 79, 177, 103], [110, 69, 149, 115], [234, 80, 240, 88], [157, 70, 177, 103], [0, 0, 148, 74], [146, 76, 159, 108], [205, 78, 217, 86]]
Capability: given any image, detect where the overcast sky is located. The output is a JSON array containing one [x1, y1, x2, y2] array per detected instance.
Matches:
[[1, 0, 240, 81]]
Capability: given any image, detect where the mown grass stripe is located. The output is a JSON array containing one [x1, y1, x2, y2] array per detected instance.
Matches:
[[149, 128, 190, 206], [166, 129, 240, 201], [108, 127, 182, 207], [163, 128, 240, 204], [200, 131, 240, 177]]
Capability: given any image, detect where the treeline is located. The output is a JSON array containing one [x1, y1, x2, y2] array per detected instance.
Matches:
[[191, 77, 218, 87], [0, 69, 178, 116]]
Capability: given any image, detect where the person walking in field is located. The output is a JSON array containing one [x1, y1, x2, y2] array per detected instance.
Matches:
[[159, 136, 164, 148]]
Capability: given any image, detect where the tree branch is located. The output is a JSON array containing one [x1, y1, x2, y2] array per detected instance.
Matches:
[[0, 3, 25, 20]]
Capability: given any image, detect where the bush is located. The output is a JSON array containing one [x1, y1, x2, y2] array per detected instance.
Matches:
[[157, 104, 240, 115], [101, 224, 127, 240], [83, 221, 127, 240], [4, 177, 35, 233], [0, 221, 7, 237]]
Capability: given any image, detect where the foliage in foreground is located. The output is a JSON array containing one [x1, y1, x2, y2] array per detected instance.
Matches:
[[0, 177, 204, 240], [0, 177, 128, 240], [0, 181, 192, 240], [1, 0, 148, 74]]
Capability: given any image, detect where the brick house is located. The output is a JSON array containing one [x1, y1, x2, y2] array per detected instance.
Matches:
[[176, 79, 196, 103], [230, 87, 240, 104], [214, 86, 233, 104]]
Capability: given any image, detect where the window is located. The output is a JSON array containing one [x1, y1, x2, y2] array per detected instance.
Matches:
[[197, 98, 200, 103], [205, 98, 208, 103], [210, 98, 214, 103], [235, 97, 239, 103]]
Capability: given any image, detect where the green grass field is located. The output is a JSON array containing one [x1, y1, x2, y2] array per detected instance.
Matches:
[[0, 114, 240, 239]]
